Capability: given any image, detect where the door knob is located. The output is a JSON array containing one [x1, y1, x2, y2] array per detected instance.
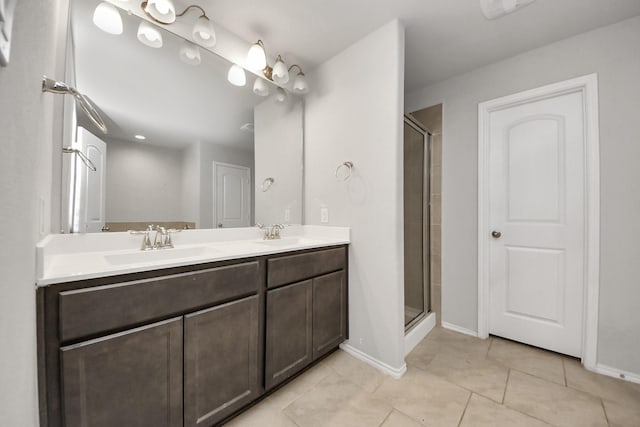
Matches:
[[491, 231, 502, 238], [217, 223, 223, 228]]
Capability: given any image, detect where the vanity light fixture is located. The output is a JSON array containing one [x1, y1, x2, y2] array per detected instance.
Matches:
[[141, 2, 216, 47], [179, 40, 201, 65], [92, 2, 124, 35], [247, 39, 309, 94], [137, 20, 163, 48], [227, 64, 246, 87]]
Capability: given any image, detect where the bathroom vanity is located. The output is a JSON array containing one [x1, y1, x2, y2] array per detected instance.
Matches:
[[36, 227, 349, 427]]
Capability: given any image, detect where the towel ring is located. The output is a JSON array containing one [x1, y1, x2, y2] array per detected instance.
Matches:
[[261, 177, 275, 192], [335, 161, 354, 181], [63, 147, 97, 171]]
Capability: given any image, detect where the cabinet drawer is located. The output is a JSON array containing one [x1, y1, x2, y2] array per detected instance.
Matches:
[[267, 247, 346, 289], [59, 261, 260, 343]]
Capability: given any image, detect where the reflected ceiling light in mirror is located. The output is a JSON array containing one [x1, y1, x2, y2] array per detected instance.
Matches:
[[93, 2, 124, 35], [179, 40, 201, 65], [253, 77, 269, 97], [134, 134, 146, 140], [247, 40, 267, 71], [227, 64, 246, 87], [289, 65, 308, 94], [275, 87, 287, 103], [141, 0, 176, 25], [137, 20, 163, 48], [271, 55, 289, 84]]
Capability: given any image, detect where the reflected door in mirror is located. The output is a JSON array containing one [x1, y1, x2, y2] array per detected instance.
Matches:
[[214, 162, 251, 228]]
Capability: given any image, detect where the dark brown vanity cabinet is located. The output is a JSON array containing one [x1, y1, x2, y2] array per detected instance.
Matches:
[[61, 317, 184, 427], [265, 247, 348, 390], [38, 246, 347, 427], [184, 295, 260, 426]]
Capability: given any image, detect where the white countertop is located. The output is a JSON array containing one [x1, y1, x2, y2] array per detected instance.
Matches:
[[36, 225, 350, 286]]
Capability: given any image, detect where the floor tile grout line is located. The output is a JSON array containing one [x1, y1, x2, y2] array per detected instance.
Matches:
[[600, 398, 611, 427], [377, 407, 395, 427], [502, 368, 511, 404], [457, 392, 473, 427], [562, 358, 568, 387], [505, 366, 565, 387]]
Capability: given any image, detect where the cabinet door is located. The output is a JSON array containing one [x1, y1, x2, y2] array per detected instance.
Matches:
[[184, 295, 260, 427], [312, 271, 347, 359], [60, 318, 183, 427], [265, 280, 312, 390]]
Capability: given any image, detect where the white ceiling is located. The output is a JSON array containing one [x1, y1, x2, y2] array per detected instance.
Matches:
[[196, 0, 640, 91]]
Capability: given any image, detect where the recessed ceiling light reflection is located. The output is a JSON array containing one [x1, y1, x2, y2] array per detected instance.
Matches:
[[134, 135, 147, 140]]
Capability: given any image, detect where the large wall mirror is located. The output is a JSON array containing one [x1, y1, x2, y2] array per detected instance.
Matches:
[[60, 0, 303, 233]]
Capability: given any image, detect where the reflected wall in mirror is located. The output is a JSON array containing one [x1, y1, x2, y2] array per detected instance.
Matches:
[[61, 0, 303, 233]]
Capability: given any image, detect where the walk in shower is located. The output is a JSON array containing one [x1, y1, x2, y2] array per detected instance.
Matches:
[[404, 115, 431, 330]]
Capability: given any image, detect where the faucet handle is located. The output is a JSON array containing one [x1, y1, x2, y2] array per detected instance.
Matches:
[[129, 229, 153, 251], [164, 229, 182, 249]]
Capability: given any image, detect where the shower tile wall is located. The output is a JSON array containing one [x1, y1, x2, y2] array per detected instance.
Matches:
[[412, 105, 442, 325]]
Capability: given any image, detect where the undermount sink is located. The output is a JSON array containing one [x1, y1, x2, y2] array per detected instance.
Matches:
[[104, 246, 220, 265], [254, 237, 322, 247]]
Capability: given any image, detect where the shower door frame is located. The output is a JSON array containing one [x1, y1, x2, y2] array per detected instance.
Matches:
[[404, 115, 432, 332]]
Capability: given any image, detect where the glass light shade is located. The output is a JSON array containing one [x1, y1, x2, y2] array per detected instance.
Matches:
[[253, 77, 269, 97], [247, 42, 267, 71], [275, 87, 287, 103], [192, 16, 216, 47], [93, 2, 123, 35], [227, 65, 246, 87], [272, 57, 289, 84], [292, 73, 309, 94], [144, 0, 176, 24], [179, 41, 201, 66], [137, 21, 163, 48]]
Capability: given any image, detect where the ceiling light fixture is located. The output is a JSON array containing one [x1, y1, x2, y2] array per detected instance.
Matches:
[[92, 2, 124, 35], [247, 39, 309, 95], [480, 0, 536, 19]]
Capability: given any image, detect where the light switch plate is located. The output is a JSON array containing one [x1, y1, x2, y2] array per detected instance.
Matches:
[[320, 207, 329, 223]]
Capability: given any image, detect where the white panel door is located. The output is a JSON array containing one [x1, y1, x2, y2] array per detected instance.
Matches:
[[214, 162, 251, 228], [75, 127, 107, 233], [488, 91, 585, 357]]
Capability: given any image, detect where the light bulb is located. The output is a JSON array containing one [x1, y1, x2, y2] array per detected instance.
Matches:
[[93, 2, 123, 35], [179, 41, 201, 66], [227, 65, 246, 87], [193, 16, 216, 47], [247, 41, 267, 71], [137, 21, 163, 48], [144, 0, 176, 24], [292, 72, 309, 94], [253, 78, 269, 97], [275, 87, 287, 103], [272, 56, 289, 84]]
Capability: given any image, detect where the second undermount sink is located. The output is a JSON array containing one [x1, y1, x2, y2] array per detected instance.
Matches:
[[254, 237, 323, 247], [104, 246, 221, 266]]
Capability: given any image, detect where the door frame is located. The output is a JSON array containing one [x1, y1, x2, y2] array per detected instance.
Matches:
[[477, 74, 600, 368], [212, 161, 251, 228]]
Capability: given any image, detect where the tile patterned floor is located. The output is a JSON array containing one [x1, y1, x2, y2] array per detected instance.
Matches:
[[224, 327, 640, 427]]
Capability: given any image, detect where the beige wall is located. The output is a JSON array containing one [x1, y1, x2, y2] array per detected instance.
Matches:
[[0, 0, 69, 424], [406, 16, 640, 375]]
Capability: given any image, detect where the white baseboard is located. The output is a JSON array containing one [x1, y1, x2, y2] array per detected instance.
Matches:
[[441, 321, 479, 338], [339, 344, 407, 379], [405, 312, 436, 356], [588, 363, 640, 385]]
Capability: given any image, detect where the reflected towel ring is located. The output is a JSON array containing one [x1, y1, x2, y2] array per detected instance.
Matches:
[[261, 177, 275, 192], [335, 161, 354, 181]]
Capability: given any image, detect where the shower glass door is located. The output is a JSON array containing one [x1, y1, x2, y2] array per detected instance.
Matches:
[[404, 116, 430, 329]]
